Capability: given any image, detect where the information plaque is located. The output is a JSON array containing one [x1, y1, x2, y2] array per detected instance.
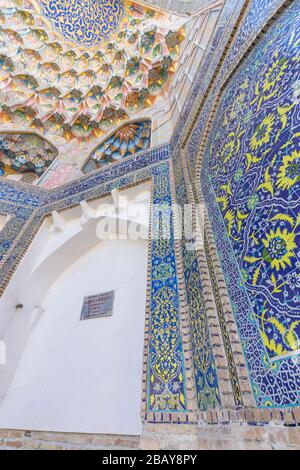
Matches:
[[80, 291, 114, 320]]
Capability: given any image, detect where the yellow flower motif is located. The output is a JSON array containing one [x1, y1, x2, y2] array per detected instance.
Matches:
[[250, 113, 275, 150], [229, 92, 246, 121], [262, 227, 296, 271], [221, 139, 235, 163], [263, 56, 288, 93], [251, 53, 289, 110], [277, 150, 300, 190]]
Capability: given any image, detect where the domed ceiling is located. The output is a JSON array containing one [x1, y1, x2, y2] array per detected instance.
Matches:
[[40, 0, 126, 47], [0, 0, 185, 143]]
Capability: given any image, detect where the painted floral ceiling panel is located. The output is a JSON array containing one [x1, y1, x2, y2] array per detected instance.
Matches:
[[40, 0, 126, 47], [0, 0, 185, 143], [0, 132, 58, 176]]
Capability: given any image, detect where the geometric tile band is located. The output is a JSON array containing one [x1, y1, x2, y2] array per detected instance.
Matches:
[[172, 149, 220, 411]]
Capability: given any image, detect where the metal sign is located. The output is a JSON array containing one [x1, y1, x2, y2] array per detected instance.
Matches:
[[80, 291, 114, 320]]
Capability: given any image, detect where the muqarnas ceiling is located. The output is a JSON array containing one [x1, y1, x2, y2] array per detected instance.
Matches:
[[0, 132, 58, 177], [0, 1, 185, 143], [83, 119, 151, 173]]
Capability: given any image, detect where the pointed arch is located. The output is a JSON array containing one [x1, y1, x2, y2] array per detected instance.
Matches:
[[0, 131, 59, 181], [82, 118, 152, 174]]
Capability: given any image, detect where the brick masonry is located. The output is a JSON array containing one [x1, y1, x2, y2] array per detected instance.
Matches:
[[1, 408, 300, 450]]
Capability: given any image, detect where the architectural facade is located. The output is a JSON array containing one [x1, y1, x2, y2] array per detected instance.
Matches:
[[0, 0, 299, 450]]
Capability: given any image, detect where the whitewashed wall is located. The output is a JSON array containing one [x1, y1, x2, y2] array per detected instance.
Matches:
[[0, 182, 150, 435]]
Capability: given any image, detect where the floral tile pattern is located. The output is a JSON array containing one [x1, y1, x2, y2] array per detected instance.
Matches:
[[202, 1, 300, 406], [148, 163, 187, 411], [0, 0, 299, 413], [40, 0, 125, 47]]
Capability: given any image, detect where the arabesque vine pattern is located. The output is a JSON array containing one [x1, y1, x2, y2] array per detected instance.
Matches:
[[209, 7, 300, 360], [202, 2, 300, 406]]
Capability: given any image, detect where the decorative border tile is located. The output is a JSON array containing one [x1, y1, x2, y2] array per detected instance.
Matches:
[[191, 0, 300, 407], [172, 147, 221, 411]]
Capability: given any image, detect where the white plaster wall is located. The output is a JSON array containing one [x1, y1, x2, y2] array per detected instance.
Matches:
[[0, 215, 9, 231], [0, 182, 150, 435], [0, 238, 148, 435], [0, 220, 53, 400], [168, 4, 221, 129]]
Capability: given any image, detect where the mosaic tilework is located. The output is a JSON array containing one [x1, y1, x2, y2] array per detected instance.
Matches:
[[172, 0, 287, 173], [173, 148, 220, 410], [142, 0, 214, 15], [0, 145, 169, 287], [148, 162, 187, 411], [184, 0, 287, 172], [0, 133, 58, 178], [202, 2, 300, 406], [83, 120, 151, 173], [0, 212, 39, 288], [43, 144, 170, 206], [0, 180, 46, 208], [0, 211, 31, 263], [204, 233, 243, 407], [208, 6, 300, 359], [40, 0, 125, 47]]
